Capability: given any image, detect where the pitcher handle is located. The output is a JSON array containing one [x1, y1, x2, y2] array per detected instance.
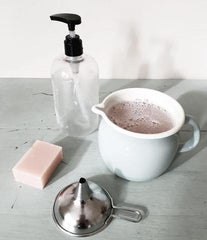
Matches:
[[179, 115, 200, 153]]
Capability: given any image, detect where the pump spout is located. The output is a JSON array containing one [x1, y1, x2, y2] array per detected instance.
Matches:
[[50, 13, 81, 31]]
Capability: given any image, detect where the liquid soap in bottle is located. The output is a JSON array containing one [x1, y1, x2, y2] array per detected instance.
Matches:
[[50, 13, 99, 137]]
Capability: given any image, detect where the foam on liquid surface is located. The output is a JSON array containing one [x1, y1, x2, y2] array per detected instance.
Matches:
[[107, 100, 174, 134]]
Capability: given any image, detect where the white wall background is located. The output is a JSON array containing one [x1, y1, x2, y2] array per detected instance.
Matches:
[[1, 0, 207, 79]]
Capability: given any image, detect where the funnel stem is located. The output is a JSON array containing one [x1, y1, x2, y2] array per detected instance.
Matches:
[[74, 178, 92, 202]]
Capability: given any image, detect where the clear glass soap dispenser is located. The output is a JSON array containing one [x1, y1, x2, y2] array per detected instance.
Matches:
[[50, 13, 99, 137]]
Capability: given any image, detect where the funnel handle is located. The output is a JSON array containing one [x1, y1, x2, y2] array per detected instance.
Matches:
[[112, 205, 142, 223]]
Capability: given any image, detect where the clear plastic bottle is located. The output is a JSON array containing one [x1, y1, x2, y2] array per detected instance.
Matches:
[[51, 54, 99, 137], [50, 13, 99, 137]]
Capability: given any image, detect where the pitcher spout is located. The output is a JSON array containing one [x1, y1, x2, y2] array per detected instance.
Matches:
[[92, 103, 106, 117]]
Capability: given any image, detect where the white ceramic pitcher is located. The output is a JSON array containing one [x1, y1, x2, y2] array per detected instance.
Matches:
[[92, 88, 200, 181]]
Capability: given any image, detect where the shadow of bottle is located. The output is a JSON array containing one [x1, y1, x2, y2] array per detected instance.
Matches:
[[48, 135, 92, 186], [101, 31, 183, 99]]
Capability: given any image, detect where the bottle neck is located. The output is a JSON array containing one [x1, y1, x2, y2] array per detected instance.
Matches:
[[66, 54, 83, 63]]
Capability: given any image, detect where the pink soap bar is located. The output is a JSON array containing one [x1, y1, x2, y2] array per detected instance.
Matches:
[[12, 140, 63, 189]]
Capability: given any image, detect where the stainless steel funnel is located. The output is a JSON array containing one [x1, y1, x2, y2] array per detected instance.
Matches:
[[53, 177, 142, 237]]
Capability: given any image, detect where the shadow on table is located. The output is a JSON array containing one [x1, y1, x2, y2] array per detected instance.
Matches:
[[177, 90, 207, 130], [48, 135, 92, 185], [89, 174, 128, 203], [89, 174, 148, 220], [168, 90, 207, 172]]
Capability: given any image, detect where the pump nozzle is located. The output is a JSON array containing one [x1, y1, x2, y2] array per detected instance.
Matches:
[[50, 13, 83, 57], [50, 13, 81, 31]]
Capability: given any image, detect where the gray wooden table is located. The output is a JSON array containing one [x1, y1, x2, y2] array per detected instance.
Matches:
[[0, 78, 207, 240]]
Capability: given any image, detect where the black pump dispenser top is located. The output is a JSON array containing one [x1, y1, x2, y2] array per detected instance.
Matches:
[[50, 13, 83, 57]]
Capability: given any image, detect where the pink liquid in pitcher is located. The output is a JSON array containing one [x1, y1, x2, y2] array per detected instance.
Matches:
[[107, 100, 174, 134]]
